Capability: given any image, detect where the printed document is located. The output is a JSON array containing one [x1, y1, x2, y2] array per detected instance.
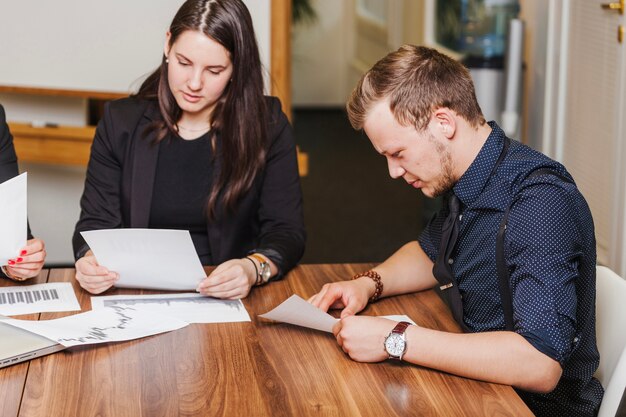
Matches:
[[91, 293, 251, 324], [1, 305, 188, 347], [81, 229, 207, 291], [259, 295, 416, 333], [0, 282, 81, 316]]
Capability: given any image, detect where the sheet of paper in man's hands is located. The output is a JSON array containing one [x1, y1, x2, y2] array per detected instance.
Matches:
[[81, 229, 207, 291], [258, 294, 338, 333], [0, 172, 27, 265], [259, 295, 417, 333]]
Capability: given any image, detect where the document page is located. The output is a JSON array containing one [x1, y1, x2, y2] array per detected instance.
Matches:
[[259, 295, 417, 333], [91, 293, 251, 324], [81, 229, 207, 291], [0, 282, 81, 316], [1, 305, 188, 347], [259, 294, 338, 333], [0, 172, 27, 265]]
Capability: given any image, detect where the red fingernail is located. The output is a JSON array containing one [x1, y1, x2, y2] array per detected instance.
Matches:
[[8, 260, 15, 265], [20, 250, 27, 256], [16, 257, 23, 263]]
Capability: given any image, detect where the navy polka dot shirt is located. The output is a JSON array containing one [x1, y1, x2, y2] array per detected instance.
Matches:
[[418, 122, 603, 416]]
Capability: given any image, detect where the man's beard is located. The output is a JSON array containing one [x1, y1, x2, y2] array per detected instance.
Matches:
[[428, 134, 456, 198]]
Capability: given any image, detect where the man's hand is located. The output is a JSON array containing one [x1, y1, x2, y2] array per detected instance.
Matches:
[[333, 316, 399, 362], [308, 277, 376, 318]]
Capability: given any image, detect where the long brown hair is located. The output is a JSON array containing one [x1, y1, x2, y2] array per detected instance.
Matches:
[[347, 45, 485, 131], [135, 0, 267, 219]]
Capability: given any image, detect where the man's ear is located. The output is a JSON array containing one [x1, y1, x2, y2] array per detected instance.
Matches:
[[433, 108, 456, 139]]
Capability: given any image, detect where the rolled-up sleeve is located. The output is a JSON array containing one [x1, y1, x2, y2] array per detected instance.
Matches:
[[506, 179, 584, 364]]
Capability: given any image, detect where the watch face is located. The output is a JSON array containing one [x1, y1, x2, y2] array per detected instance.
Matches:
[[384, 333, 406, 357], [260, 263, 271, 280]]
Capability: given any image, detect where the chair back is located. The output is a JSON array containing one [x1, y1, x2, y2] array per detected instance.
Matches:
[[595, 266, 626, 417]]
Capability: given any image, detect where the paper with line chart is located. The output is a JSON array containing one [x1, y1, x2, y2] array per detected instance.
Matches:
[[0, 282, 80, 316], [0, 305, 188, 347], [91, 293, 251, 324]]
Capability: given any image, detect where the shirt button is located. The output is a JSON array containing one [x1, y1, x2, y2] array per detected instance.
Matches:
[[448, 258, 454, 264], [459, 214, 463, 221]]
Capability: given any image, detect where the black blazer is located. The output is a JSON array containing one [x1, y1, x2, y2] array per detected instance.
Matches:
[[0, 105, 19, 186], [72, 96, 305, 276], [1, 104, 33, 278]]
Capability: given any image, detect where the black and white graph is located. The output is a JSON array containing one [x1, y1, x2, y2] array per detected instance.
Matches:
[[2, 305, 188, 347], [90, 293, 251, 324], [0, 282, 80, 316]]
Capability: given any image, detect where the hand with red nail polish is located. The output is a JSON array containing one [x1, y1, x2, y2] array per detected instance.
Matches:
[[3, 238, 46, 281]]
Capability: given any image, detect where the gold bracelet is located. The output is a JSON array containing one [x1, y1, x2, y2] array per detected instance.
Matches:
[[1, 265, 28, 282], [352, 270, 383, 303]]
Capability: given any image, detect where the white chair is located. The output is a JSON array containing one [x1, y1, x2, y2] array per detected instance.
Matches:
[[595, 266, 626, 417]]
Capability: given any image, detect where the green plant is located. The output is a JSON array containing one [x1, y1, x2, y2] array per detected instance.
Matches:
[[292, 0, 317, 25]]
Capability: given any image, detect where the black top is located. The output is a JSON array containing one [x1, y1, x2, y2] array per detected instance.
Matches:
[[73, 96, 305, 277], [149, 133, 213, 264]]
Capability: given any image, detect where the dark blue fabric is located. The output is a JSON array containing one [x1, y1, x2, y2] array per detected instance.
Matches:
[[418, 122, 603, 417]]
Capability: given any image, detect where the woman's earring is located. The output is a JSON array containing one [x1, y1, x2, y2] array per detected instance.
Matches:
[[165, 58, 169, 64]]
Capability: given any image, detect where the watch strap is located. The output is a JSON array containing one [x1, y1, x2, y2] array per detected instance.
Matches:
[[392, 321, 411, 335], [386, 321, 411, 360], [248, 253, 269, 285]]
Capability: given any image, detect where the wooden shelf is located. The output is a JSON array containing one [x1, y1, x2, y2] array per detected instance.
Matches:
[[0, 85, 128, 101], [9, 123, 94, 166], [9, 122, 308, 175]]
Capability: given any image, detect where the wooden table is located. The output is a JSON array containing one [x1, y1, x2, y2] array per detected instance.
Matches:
[[0, 264, 532, 416]]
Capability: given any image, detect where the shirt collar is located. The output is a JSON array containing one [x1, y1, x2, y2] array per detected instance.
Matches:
[[453, 121, 507, 207]]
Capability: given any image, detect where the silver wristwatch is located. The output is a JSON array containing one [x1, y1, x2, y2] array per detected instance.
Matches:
[[249, 254, 271, 285], [384, 321, 411, 360]]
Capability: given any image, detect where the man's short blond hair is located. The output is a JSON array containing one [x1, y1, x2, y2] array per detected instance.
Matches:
[[347, 45, 486, 131]]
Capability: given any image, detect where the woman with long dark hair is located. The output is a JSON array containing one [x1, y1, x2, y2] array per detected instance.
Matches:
[[72, 0, 305, 298]]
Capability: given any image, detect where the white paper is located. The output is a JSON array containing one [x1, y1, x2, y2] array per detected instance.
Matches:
[[380, 315, 416, 325], [0, 172, 27, 265], [1, 305, 188, 347], [91, 293, 250, 324], [259, 294, 339, 333], [81, 229, 207, 291], [0, 282, 81, 315], [259, 295, 417, 333]]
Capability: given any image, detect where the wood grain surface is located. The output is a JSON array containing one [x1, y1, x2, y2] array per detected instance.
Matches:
[[1, 265, 533, 417], [0, 270, 50, 417]]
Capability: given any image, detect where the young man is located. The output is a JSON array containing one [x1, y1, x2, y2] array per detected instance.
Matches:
[[309, 45, 602, 416]]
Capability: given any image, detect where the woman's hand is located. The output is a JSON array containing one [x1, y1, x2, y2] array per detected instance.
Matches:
[[197, 258, 257, 299], [4, 238, 47, 280], [74, 250, 118, 294]]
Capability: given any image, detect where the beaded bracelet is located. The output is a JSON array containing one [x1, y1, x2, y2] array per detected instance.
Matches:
[[352, 270, 383, 303]]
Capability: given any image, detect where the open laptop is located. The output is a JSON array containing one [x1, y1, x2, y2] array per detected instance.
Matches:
[[0, 319, 64, 369]]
